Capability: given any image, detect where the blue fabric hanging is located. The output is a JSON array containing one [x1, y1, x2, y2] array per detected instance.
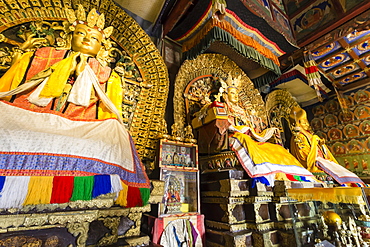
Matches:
[[0, 176, 5, 192], [92, 174, 112, 198], [299, 176, 310, 182], [251, 176, 270, 188]]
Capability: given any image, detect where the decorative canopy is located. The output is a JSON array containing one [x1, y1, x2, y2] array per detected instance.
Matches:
[[167, 0, 298, 84], [270, 65, 330, 106]]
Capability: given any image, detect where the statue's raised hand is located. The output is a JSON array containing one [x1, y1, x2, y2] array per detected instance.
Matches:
[[20, 34, 48, 50]]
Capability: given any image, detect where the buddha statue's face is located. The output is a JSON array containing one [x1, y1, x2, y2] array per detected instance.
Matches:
[[227, 87, 239, 104], [71, 24, 103, 56], [297, 116, 310, 131]]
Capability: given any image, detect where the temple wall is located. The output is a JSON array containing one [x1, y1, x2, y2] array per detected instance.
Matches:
[[304, 85, 370, 177]]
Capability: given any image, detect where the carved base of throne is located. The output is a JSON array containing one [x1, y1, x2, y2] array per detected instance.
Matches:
[[195, 119, 231, 155], [0, 180, 164, 246], [206, 229, 253, 247], [199, 151, 241, 172], [0, 204, 151, 247]]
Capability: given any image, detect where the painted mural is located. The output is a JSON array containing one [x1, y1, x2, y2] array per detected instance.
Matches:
[[271, 0, 286, 14], [291, 0, 336, 40], [241, 0, 272, 18], [339, 0, 366, 12], [283, 0, 311, 16], [307, 86, 370, 176], [272, 5, 293, 38]]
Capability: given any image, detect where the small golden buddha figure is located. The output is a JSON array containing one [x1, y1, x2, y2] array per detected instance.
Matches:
[[290, 106, 323, 173], [289, 106, 364, 185], [171, 122, 183, 141], [184, 125, 197, 144], [157, 118, 170, 139]]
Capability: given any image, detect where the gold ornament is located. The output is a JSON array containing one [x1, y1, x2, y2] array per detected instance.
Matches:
[[76, 4, 86, 23], [86, 8, 100, 28], [66, 5, 113, 38], [225, 73, 242, 88], [65, 7, 77, 24], [184, 125, 197, 144], [157, 119, 170, 139], [322, 211, 342, 226], [171, 123, 183, 141]]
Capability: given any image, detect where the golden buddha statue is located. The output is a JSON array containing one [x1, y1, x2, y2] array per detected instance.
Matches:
[[0, 5, 150, 209], [289, 106, 323, 173], [218, 75, 316, 185], [0, 5, 119, 121], [221, 75, 277, 142], [224, 86, 251, 126], [289, 106, 363, 185]]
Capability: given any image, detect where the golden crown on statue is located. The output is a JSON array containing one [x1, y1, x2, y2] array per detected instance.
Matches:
[[225, 73, 242, 88], [65, 5, 113, 38]]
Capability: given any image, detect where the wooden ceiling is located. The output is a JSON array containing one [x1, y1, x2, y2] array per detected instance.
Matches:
[[121, 0, 370, 94], [280, 3, 370, 93]]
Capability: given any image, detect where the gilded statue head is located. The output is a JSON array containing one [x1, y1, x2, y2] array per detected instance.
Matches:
[[227, 87, 239, 104], [71, 24, 103, 56], [289, 106, 310, 131], [220, 73, 242, 104], [65, 5, 113, 57]]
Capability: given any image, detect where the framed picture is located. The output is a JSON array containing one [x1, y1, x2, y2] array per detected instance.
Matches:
[[158, 139, 198, 170], [157, 139, 200, 216]]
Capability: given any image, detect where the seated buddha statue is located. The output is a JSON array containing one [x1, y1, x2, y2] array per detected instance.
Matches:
[[289, 106, 363, 186], [217, 78, 317, 186], [0, 6, 121, 120], [0, 5, 149, 208]]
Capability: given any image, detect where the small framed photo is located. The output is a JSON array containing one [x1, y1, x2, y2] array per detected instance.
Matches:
[[158, 139, 198, 170]]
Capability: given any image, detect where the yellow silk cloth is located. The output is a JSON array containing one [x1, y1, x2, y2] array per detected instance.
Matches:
[[0, 51, 75, 99], [116, 181, 128, 207], [290, 131, 338, 173], [39, 54, 76, 98], [287, 187, 365, 204], [307, 134, 339, 168], [0, 52, 33, 100], [0, 48, 123, 121], [233, 131, 305, 169]]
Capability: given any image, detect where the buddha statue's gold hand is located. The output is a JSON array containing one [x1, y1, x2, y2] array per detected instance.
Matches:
[[18, 33, 49, 52], [75, 53, 90, 77], [11, 34, 48, 65], [69, 52, 92, 77]]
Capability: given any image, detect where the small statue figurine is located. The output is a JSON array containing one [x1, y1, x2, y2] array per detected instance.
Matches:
[[157, 118, 170, 139], [289, 106, 364, 186], [171, 122, 183, 141], [184, 125, 197, 144]]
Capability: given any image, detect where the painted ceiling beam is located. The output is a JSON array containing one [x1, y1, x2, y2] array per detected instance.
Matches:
[[163, 0, 195, 36], [298, 1, 370, 47]]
